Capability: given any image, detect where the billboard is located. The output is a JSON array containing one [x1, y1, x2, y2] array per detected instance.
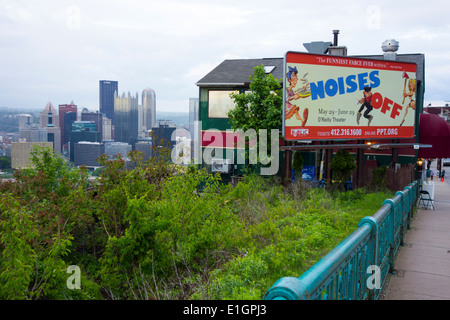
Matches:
[[283, 51, 417, 141]]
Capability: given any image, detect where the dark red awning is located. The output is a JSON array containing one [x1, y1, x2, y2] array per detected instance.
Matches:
[[418, 113, 450, 158]]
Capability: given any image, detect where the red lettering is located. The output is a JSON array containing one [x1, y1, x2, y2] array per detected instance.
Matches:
[[364, 92, 405, 120], [391, 102, 403, 119], [371, 92, 383, 109], [381, 97, 393, 114]]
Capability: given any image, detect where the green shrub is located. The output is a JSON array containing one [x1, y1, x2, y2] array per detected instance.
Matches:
[[0, 146, 394, 300]]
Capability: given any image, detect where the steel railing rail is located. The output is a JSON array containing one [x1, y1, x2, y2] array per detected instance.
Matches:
[[263, 181, 418, 300]]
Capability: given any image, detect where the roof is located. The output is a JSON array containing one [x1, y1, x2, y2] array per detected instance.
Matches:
[[43, 101, 57, 113], [196, 58, 284, 87], [196, 53, 425, 88]]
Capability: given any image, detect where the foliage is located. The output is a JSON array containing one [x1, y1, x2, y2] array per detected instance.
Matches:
[[371, 165, 388, 191], [0, 145, 394, 300], [292, 151, 304, 179], [0, 145, 100, 299], [227, 65, 282, 167], [329, 149, 357, 190], [0, 157, 11, 170], [228, 65, 283, 132]]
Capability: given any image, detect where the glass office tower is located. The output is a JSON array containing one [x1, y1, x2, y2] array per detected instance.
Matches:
[[59, 101, 78, 151], [69, 121, 101, 163], [142, 88, 156, 131], [114, 92, 139, 148], [99, 80, 118, 124]]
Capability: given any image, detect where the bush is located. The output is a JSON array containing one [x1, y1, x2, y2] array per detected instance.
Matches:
[[371, 165, 388, 191], [0, 146, 393, 300], [330, 149, 357, 191]]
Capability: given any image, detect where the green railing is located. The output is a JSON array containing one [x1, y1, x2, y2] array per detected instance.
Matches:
[[263, 181, 418, 300]]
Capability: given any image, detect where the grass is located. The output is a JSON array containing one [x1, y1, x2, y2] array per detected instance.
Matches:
[[190, 175, 393, 300]]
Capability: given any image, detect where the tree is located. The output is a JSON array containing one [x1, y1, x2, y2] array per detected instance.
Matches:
[[228, 65, 282, 132], [228, 65, 283, 169], [0, 157, 11, 170], [0, 145, 100, 299]]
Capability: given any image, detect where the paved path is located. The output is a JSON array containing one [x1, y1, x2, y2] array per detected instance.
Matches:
[[381, 164, 450, 300]]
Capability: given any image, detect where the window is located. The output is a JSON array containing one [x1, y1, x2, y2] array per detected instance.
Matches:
[[264, 66, 276, 74], [208, 90, 238, 118]]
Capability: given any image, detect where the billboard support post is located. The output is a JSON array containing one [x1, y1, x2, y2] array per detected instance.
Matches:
[[356, 140, 365, 189]]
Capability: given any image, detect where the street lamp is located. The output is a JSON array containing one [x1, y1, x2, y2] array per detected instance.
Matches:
[[417, 158, 424, 181]]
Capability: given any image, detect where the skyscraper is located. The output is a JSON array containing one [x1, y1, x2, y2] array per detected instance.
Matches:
[[74, 142, 105, 167], [189, 98, 199, 162], [142, 88, 156, 131], [39, 102, 61, 153], [40, 102, 59, 129], [64, 111, 77, 155], [114, 92, 139, 148], [81, 109, 104, 140], [102, 116, 112, 141], [99, 80, 118, 124], [59, 101, 78, 151], [69, 121, 101, 163], [17, 114, 33, 130]]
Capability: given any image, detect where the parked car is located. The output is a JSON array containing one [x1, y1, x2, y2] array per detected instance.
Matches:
[[443, 158, 450, 166]]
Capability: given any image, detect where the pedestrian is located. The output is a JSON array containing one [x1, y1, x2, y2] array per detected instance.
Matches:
[[442, 169, 446, 182], [431, 170, 434, 181]]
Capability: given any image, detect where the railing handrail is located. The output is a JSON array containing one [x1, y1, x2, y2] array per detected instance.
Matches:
[[263, 181, 418, 300]]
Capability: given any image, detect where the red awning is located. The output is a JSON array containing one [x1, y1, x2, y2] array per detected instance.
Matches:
[[418, 113, 450, 158]]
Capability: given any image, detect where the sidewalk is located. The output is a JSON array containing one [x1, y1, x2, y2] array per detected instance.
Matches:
[[381, 167, 450, 300]]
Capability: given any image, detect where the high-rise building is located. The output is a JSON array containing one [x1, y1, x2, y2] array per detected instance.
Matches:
[[102, 116, 112, 141], [105, 141, 132, 160], [64, 111, 77, 150], [17, 114, 33, 130], [39, 102, 61, 153], [81, 109, 104, 140], [99, 80, 118, 124], [69, 121, 101, 163], [135, 141, 152, 160], [19, 123, 47, 143], [142, 88, 156, 131], [40, 102, 59, 129], [74, 142, 105, 167], [189, 98, 199, 162], [114, 92, 139, 148], [152, 120, 176, 148], [59, 101, 78, 151]]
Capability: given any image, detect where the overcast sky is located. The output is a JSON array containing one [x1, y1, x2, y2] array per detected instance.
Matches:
[[1, 0, 449, 113]]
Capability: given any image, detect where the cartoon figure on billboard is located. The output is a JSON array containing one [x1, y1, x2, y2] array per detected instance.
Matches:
[[286, 66, 310, 127], [356, 86, 374, 126], [399, 77, 416, 126]]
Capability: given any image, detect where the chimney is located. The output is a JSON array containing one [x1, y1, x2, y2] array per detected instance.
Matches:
[[332, 30, 339, 46], [327, 30, 347, 56]]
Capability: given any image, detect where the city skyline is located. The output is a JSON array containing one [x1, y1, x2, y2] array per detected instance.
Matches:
[[1, 1, 450, 113]]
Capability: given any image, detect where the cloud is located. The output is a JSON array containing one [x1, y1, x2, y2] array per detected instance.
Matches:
[[0, 0, 450, 112]]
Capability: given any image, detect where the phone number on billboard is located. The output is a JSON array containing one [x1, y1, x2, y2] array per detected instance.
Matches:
[[330, 129, 362, 136]]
